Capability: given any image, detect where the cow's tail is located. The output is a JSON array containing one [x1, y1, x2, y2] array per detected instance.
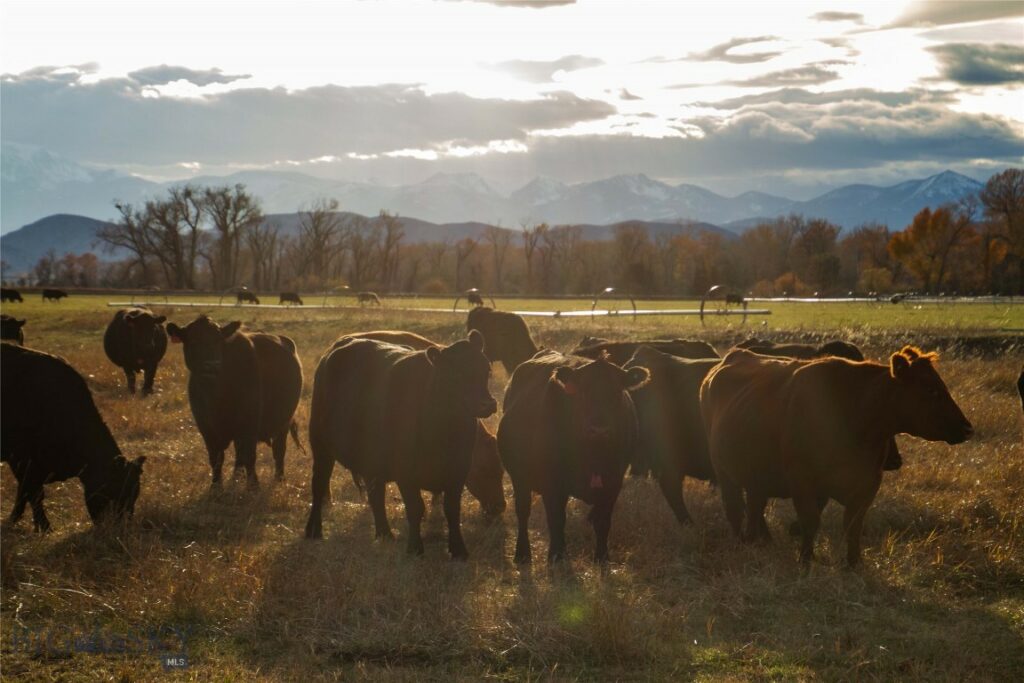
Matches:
[[351, 473, 365, 497], [289, 420, 307, 455]]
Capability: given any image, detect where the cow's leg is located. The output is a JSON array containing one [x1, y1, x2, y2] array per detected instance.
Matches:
[[28, 486, 49, 533], [590, 499, 615, 563], [793, 494, 822, 565], [141, 364, 157, 396], [7, 479, 30, 525], [234, 437, 259, 488], [397, 480, 425, 556], [271, 430, 287, 480], [789, 496, 828, 537], [512, 481, 532, 564], [304, 455, 335, 539], [719, 475, 745, 539], [367, 478, 393, 540], [441, 483, 468, 560], [744, 490, 770, 542], [656, 467, 692, 526], [843, 479, 880, 567], [205, 439, 226, 486], [124, 368, 137, 395], [541, 491, 569, 563]]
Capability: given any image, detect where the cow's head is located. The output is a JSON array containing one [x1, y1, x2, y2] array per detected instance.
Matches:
[[890, 346, 972, 445], [427, 329, 497, 418], [820, 340, 865, 362], [85, 456, 146, 522], [123, 308, 167, 359], [166, 316, 242, 378], [0, 316, 26, 344], [465, 425, 506, 516]]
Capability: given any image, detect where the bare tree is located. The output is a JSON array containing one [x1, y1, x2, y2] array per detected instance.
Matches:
[[376, 210, 405, 291], [346, 214, 382, 289], [203, 184, 263, 289], [97, 202, 156, 285], [454, 237, 479, 291], [521, 222, 546, 293], [246, 221, 282, 290], [484, 224, 513, 292], [289, 198, 346, 287]]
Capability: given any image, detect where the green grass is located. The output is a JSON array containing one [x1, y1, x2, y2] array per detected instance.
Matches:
[[1, 295, 1023, 681]]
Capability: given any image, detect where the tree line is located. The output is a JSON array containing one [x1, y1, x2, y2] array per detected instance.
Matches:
[[14, 168, 1024, 296]]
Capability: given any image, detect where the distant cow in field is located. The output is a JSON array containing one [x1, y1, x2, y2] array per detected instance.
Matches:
[[305, 331, 496, 559], [357, 291, 382, 306], [725, 293, 746, 305], [42, 288, 68, 302], [236, 290, 260, 305], [279, 292, 303, 306], [700, 346, 972, 566], [167, 316, 302, 486], [498, 350, 650, 563], [466, 307, 540, 375], [573, 338, 719, 366], [624, 346, 718, 525], [1, 288, 23, 303], [467, 291, 484, 307], [340, 330, 507, 516], [103, 308, 168, 395], [1, 344, 146, 531], [1, 315, 26, 345]]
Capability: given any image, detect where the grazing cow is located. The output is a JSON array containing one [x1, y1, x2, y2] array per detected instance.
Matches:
[[357, 291, 382, 306], [466, 307, 540, 375], [725, 293, 746, 305], [305, 332, 496, 559], [237, 290, 260, 305], [467, 291, 484, 307], [573, 338, 719, 366], [42, 288, 68, 302], [279, 292, 304, 306], [103, 308, 168, 395], [498, 350, 649, 563], [1, 344, 146, 531], [700, 347, 972, 566], [1, 315, 26, 345], [166, 316, 302, 486], [339, 330, 506, 516], [1, 288, 23, 303], [624, 346, 718, 525]]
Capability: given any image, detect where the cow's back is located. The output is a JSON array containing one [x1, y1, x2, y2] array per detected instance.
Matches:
[[575, 339, 718, 365]]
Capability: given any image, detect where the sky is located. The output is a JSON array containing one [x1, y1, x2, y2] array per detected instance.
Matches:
[[1, 0, 1022, 198]]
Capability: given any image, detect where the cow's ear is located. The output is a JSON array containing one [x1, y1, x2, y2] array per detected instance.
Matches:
[[425, 346, 441, 365], [890, 352, 910, 378], [221, 321, 242, 338], [624, 366, 651, 391], [166, 323, 185, 344], [467, 329, 485, 351], [552, 366, 578, 394], [133, 456, 147, 470], [15, 319, 26, 328], [155, 315, 166, 324]]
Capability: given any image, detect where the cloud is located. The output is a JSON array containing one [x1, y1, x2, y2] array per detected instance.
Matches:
[[0, 68, 615, 165], [810, 11, 864, 23], [687, 36, 784, 64], [127, 64, 251, 86], [489, 55, 604, 82], [725, 62, 845, 87], [928, 43, 1024, 85], [697, 87, 956, 110], [888, 1, 1024, 28], [619, 88, 642, 101]]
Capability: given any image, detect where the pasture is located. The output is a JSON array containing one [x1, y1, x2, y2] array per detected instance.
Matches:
[[2, 294, 1023, 681]]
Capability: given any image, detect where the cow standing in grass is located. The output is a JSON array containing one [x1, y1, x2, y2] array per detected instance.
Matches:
[[279, 292, 303, 306], [357, 291, 382, 306], [42, 289, 68, 302], [1, 344, 146, 531], [1, 315, 26, 345], [103, 308, 168, 395], [167, 316, 302, 486], [1, 288, 23, 303], [466, 307, 540, 375], [305, 331, 496, 558], [237, 290, 260, 305], [498, 350, 649, 563]]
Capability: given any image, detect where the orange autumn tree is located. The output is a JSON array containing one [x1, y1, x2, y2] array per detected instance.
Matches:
[[888, 202, 976, 293]]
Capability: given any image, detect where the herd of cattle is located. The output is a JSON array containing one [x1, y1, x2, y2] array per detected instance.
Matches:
[[1, 302, 1022, 568]]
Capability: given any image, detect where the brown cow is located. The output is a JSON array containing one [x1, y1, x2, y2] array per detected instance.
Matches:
[[339, 330, 506, 516], [305, 332, 496, 559], [466, 307, 540, 375], [624, 346, 718, 525], [498, 350, 649, 563], [573, 338, 719, 366], [700, 347, 972, 566]]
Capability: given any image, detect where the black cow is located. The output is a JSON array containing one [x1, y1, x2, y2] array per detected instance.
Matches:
[[1, 315, 26, 345], [1, 344, 146, 531], [467, 291, 484, 307], [279, 292, 304, 306], [166, 316, 302, 486], [498, 350, 649, 563], [1, 288, 23, 303], [237, 290, 260, 305], [103, 308, 168, 395], [357, 291, 382, 306], [725, 293, 745, 305], [305, 332, 496, 559], [572, 338, 719, 366], [42, 288, 68, 302], [624, 346, 719, 525]]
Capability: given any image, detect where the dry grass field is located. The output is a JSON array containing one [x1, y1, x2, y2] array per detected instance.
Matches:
[[1, 295, 1023, 681]]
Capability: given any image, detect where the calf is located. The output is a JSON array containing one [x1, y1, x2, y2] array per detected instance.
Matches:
[[498, 350, 649, 563], [1, 315, 26, 345], [103, 308, 168, 395], [42, 288, 68, 302], [624, 346, 718, 525], [1, 288, 23, 303], [700, 347, 972, 566], [166, 316, 302, 486], [573, 338, 719, 366], [357, 291, 382, 306], [237, 290, 260, 305], [1, 344, 146, 531], [305, 332, 496, 559], [466, 307, 540, 375], [279, 292, 304, 306]]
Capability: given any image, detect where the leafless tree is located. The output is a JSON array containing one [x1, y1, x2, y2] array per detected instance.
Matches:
[[203, 184, 263, 289], [376, 210, 405, 291], [484, 224, 514, 292], [454, 237, 479, 291]]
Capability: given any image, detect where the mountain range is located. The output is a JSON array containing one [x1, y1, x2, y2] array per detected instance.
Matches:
[[1, 142, 990, 237]]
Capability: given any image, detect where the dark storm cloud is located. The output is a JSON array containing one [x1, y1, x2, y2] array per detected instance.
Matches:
[[0, 68, 615, 165], [887, 1, 1024, 28], [127, 65, 251, 86], [928, 43, 1024, 85], [688, 36, 784, 64], [489, 55, 605, 82], [810, 11, 864, 23]]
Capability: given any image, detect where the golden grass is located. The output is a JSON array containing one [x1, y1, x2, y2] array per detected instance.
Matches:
[[1, 296, 1023, 681]]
